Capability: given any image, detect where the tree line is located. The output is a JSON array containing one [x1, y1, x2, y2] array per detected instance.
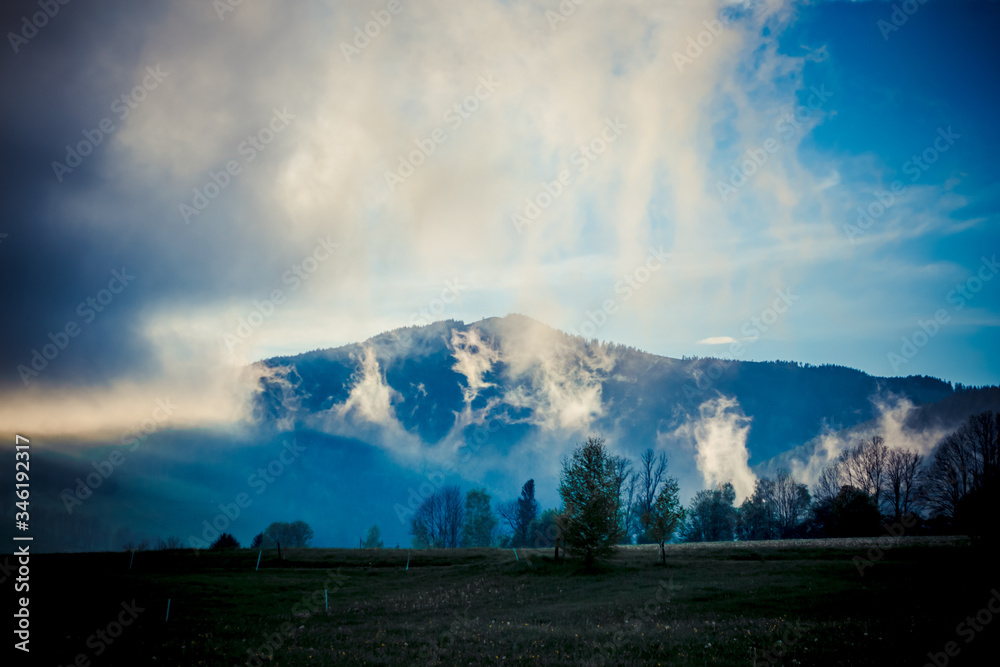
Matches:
[[402, 409, 999, 564]]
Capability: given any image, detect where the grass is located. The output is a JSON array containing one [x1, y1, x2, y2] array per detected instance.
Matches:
[[29, 536, 1000, 666]]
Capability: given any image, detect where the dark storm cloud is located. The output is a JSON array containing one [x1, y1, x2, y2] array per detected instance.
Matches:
[[0, 0, 323, 390]]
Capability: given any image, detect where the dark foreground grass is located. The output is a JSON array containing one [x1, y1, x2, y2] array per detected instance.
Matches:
[[24, 536, 1000, 666]]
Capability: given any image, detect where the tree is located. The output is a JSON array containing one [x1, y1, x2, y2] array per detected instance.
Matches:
[[411, 486, 465, 548], [528, 508, 562, 550], [640, 476, 684, 564], [610, 454, 638, 543], [839, 436, 889, 509], [362, 525, 384, 549], [210, 533, 240, 550], [885, 448, 923, 523], [683, 482, 737, 542], [635, 449, 670, 543], [498, 480, 539, 547], [250, 533, 264, 549], [922, 411, 1000, 540], [815, 463, 842, 505], [461, 488, 497, 547], [771, 470, 812, 538], [263, 521, 314, 548], [156, 536, 182, 550], [737, 477, 778, 541], [557, 436, 625, 567], [827, 486, 881, 537]]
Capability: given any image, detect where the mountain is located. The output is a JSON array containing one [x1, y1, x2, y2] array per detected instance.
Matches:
[[24, 314, 999, 553], [250, 314, 977, 501]]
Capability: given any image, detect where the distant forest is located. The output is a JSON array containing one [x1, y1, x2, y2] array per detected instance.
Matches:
[[393, 409, 999, 560]]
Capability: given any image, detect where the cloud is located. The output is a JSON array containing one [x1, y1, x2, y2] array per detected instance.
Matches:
[[673, 395, 757, 502], [697, 336, 738, 345], [450, 328, 500, 406], [1, 0, 991, 450], [786, 395, 953, 489]]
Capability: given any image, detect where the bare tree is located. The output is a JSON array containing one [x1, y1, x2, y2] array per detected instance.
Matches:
[[412, 487, 464, 548], [770, 470, 811, 538], [922, 411, 1000, 520], [885, 448, 923, 522], [815, 463, 842, 504], [636, 448, 669, 543], [637, 449, 669, 515], [839, 435, 888, 508], [610, 455, 637, 543]]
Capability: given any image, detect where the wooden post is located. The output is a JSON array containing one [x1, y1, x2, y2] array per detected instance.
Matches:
[[277, 541, 282, 561]]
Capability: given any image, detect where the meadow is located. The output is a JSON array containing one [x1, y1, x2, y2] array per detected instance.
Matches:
[[29, 536, 999, 666]]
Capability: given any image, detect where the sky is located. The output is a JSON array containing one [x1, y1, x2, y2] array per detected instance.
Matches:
[[1, 0, 998, 459]]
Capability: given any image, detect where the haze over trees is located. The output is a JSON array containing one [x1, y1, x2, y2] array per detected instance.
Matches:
[[105, 410, 999, 560], [362, 524, 385, 548], [497, 479, 539, 548], [462, 488, 497, 547], [737, 470, 811, 540], [388, 410, 1000, 565]]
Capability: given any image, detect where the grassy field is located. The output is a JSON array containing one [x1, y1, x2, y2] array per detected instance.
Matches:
[[25, 536, 1000, 666]]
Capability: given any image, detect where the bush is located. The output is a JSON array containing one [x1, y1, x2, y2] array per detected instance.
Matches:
[[210, 533, 241, 550]]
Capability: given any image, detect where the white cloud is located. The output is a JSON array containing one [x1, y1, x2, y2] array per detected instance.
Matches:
[[697, 336, 738, 345], [673, 395, 757, 502]]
